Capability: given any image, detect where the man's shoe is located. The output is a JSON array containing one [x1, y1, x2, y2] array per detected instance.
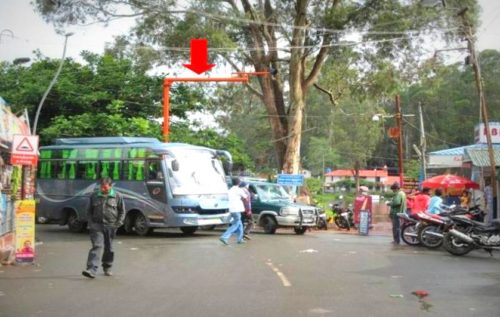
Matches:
[[219, 238, 229, 245], [104, 270, 113, 276], [237, 239, 246, 244], [243, 234, 251, 240], [82, 270, 95, 279]]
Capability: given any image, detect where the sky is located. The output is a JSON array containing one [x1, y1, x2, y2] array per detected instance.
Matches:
[[0, 0, 500, 65]]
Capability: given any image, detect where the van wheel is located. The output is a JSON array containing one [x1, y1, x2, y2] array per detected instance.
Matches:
[[294, 227, 307, 235], [67, 211, 86, 233], [180, 226, 198, 235], [261, 216, 277, 234], [134, 213, 152, 236]]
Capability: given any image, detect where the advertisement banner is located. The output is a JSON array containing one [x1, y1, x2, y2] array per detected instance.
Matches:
[[15, 199, 36, 263]]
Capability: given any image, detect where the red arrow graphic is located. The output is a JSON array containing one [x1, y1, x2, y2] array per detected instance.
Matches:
[[183, 39, 215, 74]]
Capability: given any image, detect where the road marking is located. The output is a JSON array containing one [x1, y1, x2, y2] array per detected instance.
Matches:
[[266, 261, 291, 287]]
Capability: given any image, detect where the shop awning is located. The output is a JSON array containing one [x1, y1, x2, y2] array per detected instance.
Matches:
[[464, 147, 500, 167], [427, 144, 500, 169]]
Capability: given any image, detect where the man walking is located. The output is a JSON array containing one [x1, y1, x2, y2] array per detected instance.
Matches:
[[82, 177, 125, 278], [220, 177, 246, 245], [388, 182, 406, 245], [240, 181, 253, 241]]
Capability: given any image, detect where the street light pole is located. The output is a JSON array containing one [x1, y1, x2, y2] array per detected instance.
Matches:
[[32, 32, 74, 135]]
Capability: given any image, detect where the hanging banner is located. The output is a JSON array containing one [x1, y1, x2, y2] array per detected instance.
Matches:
[[15, 199, 36, 263]]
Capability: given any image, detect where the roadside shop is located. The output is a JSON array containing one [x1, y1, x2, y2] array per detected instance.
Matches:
[[0, 97, 32, 264], [427, 122, 500, 220]]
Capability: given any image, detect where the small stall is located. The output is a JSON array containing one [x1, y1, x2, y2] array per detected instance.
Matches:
[[0, 97, 32, 265]]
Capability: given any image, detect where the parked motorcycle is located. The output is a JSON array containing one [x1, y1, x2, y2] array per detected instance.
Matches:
[[330, 202, 355, 230], [417, 205, 483, 249], [316, 208, 328, 230], [398, 213, 421, 246], [443, 211, 500, 256]]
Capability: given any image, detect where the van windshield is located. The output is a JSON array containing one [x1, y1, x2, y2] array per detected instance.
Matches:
[[167, 149, 228, 195], [254, 183, 292, 202]]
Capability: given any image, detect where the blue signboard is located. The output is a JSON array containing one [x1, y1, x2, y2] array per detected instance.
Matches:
[[277, 174, 304, 186]]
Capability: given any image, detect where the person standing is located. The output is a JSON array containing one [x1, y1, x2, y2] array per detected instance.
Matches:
[[412, 187, 431, 217], [82, 177, 125, 278], [427, 188, 444, 215], [460, 189, 471, 209], [354, 186, 372, 227], [240, 182, 253, 241], [388, 182, 406, 245], [220, 177, 246, 245]]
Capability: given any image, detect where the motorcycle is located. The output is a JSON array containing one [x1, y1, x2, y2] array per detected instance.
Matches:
[[330, 202, 355, 230], [443, 211, 500, 256], [316, 208, 328, 230], [398, 212, 421, 246], [417, 205, 483, 249]]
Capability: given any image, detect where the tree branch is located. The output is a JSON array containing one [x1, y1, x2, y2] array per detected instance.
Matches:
[[313, 83, 342, 106]]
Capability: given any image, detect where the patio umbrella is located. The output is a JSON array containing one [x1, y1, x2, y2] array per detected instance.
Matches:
[[422, 174, 479, 190]]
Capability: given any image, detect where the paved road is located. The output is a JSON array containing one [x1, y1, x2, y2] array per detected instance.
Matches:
[[1, 225, 499, 317]]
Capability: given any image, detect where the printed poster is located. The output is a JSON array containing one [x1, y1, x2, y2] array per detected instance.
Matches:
[[15, 199, 36, 263]]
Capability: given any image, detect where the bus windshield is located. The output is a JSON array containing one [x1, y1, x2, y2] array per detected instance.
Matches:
[[167, 149, 228, 196]]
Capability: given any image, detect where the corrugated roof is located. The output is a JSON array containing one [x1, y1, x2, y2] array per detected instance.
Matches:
[[464, 148, 500, 167], [428, 144, 500, 156]]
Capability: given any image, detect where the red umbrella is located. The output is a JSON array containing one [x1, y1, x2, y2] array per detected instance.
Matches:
[[422, 174, 479, 190]]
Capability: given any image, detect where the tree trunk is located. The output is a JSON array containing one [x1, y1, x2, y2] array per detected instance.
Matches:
[[282, 85, 305, 173]]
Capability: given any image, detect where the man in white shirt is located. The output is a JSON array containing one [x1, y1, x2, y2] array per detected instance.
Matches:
[[220, 177, 247, 245]]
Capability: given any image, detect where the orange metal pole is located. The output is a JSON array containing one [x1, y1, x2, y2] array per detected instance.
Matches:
[[161, 76, 250, 143]]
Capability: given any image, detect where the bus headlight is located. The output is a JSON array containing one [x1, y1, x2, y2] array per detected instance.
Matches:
[[280, 207, 299, 216]]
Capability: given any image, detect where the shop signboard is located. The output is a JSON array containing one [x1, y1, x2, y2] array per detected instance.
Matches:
[[358, 211, 370, 236], [15, 199, 36, 263], [0, 102, 30, 145], [474, 122, 500, 144]]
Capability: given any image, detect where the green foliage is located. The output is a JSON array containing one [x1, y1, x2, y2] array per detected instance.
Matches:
[[169, 122, 254, 171], [305, 178, 322, 195]]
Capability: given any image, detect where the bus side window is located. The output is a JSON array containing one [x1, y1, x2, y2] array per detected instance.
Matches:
[[76, 161, 98, 180], [100, 161, 121, 180], [41, 161, 63, 179], [123, 160, 145, 181]]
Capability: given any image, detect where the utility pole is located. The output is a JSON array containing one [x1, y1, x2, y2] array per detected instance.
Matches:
[[395, 95, 404, 187], [418, 103, 427, 179], [458, 8, 497, 200]]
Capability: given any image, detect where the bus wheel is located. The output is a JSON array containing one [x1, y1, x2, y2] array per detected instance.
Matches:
[[67, 211, 86, 233], [134, 213, 152, 236], [180, 226, 198, 235]]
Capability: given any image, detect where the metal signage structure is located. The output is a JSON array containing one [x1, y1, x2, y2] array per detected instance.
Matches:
[[10, 135, 39, 166], [277, 174, 305, 186]]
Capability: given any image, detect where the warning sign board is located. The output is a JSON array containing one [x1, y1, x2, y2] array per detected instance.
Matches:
[[11, 135, 39, 166]]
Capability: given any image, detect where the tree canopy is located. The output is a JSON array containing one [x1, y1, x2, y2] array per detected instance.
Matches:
[[33, 0, 481, 174]]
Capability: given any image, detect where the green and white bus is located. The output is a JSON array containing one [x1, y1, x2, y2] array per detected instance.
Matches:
[[36, 137, 232, 235]]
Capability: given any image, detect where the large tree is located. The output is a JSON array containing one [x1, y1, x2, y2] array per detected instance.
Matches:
[[34, 0, 480, 173]]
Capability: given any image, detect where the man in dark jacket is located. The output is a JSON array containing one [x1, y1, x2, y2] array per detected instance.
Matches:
[[82, 177, 125, 278]]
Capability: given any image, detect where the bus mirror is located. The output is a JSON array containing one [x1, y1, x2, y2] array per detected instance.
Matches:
[[171, 160, 179, 171]]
